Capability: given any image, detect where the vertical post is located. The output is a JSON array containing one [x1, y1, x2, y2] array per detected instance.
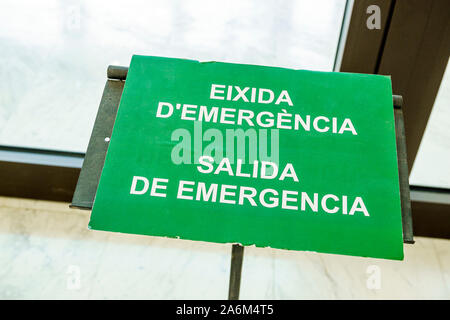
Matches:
[[228, 244, 244, 300]]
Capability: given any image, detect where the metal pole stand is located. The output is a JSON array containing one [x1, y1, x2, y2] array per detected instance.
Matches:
[[228, 244, 244, 300]]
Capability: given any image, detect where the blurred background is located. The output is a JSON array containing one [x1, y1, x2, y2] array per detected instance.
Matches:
[[0, 0, 449, 299]]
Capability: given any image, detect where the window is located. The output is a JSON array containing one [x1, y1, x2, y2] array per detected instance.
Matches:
[[0, 0, 347, 153]]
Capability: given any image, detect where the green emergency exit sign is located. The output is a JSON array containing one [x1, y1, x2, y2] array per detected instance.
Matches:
[[90, 55, 404, 260]]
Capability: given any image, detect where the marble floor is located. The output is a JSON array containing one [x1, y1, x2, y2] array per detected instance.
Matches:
[[0, 196, 448, 299]]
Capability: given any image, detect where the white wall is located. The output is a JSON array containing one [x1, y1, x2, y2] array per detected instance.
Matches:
[[0, 196, 448, 299]]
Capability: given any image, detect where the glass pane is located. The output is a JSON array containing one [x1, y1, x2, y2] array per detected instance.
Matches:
[[0, 0, 347, 153], [410, 57, 450, 189]]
